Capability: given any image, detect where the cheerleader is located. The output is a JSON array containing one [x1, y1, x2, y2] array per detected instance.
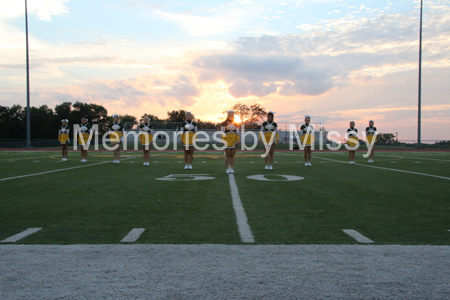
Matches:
[[347, 121, 358, 164], [78, 117, 92, 162], [139, 116, 153, 166], [366, 120, 377, 163], [221, 110, 240, 174], [300, 115, 314, 166], [109, 114, 124, 164], [58, 119, 70, 161], [259, 111, 279, 169], [181, 111, 197, 170]]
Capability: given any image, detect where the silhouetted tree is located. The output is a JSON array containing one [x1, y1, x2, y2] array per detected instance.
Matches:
[[376, 133, 396, 144], [140, 113, 164, 123], [224, 103, 267, 129]]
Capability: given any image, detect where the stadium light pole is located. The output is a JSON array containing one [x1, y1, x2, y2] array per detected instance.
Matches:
[[417, 0, 423, 149], [25, 0, 31, 147]]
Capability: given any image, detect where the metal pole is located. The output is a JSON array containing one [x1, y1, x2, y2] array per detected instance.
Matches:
[[25, 0, 31, 147], [417, 0, 423, 149]]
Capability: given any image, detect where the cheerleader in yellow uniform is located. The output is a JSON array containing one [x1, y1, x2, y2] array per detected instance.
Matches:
[[300, 115, 315, 167], [58, 119, 70, 161], [181, 111, 197, 170], [78, 117, 92, 162], [259, 111, 279, 170], [366, 120, 377, 163], [221, 110, 240, 174], [109, 114, 124, 164], [139, 116, 153, 166], [346, 121, 358, 164]]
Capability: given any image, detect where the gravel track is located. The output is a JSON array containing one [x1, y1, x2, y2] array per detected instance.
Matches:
[[1, 244, 449, 299]]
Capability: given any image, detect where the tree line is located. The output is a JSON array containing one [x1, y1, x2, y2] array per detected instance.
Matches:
[[0, 101, 268, 139]]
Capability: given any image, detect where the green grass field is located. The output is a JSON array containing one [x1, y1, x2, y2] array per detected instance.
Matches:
[[0, 149, 449, 245]]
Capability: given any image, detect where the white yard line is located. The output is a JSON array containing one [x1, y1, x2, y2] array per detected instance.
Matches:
[[0, 157, 135, 182], [342, 229, 374, 244], [0, 155, 60, 162], [377, 154, 450, 162], [314, 157, 450, 181], [228, 174, 255, 243], [1, 228, 42, 243], [121, 229, 146, 243]]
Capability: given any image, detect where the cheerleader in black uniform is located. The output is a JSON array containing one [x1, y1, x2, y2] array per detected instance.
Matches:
[[139, 116, 153, 166], [259, 111, 279, 169], [300, 115, 314, 166], [78, 117, 92, 162], [221, 111, 240, 174], [109, 114, 124, 164], [346, 121, 358, 164], [366, 120, 377, 163], [58, 119, 70, 161], [180, 111, 197, 170]]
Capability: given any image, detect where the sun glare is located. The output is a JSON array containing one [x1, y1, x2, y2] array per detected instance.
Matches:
[[234, 115, 242, 123]]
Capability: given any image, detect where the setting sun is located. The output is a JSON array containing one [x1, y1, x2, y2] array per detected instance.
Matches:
[[234, 115, 242, 123]]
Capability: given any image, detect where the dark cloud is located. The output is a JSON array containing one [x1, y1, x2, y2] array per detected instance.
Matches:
[[233, 35, 285, 54], [195, 53, 336, 97], [228, 79, 277, 98], [85, 80, 147, 101], [163, 75, 200, 106], [190, 10, 450, 99], [193, 11, 449, 100], [195, 54, 303, 82]]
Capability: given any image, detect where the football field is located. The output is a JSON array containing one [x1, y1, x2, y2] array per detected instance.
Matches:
[[1, 149, 449, 245], [1, 149, 450, 299]]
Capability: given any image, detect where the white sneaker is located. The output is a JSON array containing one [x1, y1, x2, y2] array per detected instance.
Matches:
[[117, 160, 120, 164], [230, 169, 235, 174], [305, 163, 308, 166], [61, 158, 66, 162], [265, 165, 269, 170], [368, 159, 373, 163], [226, 169, 231, 174], [307, 162, 312, 166], [189, 165, 192, 169], [184, 165, 189, 170], [269, 165, 273, 170], [81, 159, 86, 162]]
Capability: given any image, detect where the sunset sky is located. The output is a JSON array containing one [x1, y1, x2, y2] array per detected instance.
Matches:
[[1, 0, 449, 141]]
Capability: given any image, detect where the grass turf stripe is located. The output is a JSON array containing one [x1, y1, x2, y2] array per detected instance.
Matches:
[[314, 157, 450, 180], [0, 157, 135, 182], [377, 155, 450, 162]]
